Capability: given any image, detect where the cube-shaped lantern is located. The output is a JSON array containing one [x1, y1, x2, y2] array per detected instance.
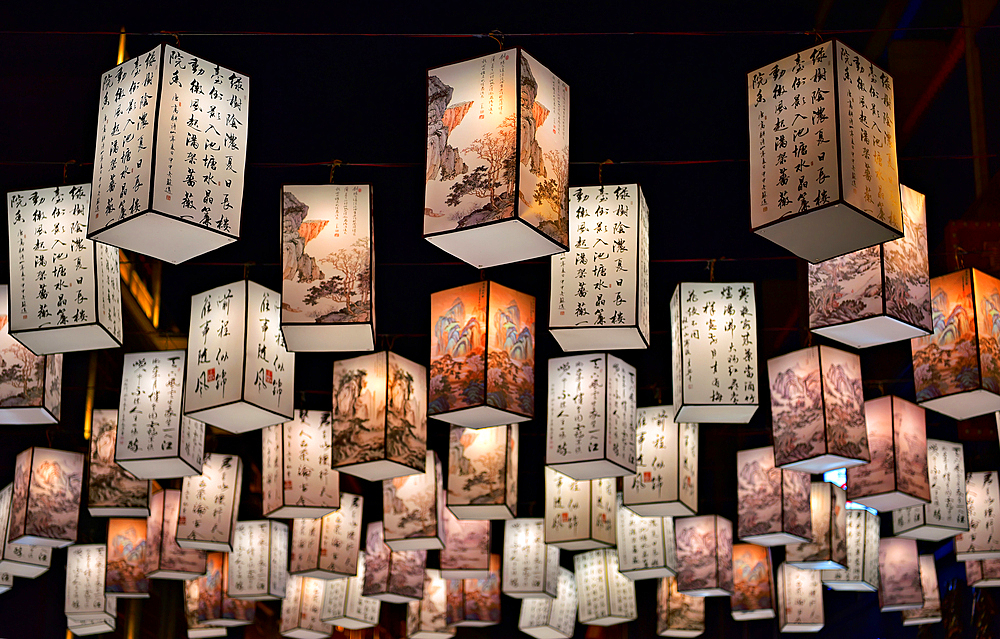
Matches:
[[768, 345, 870, 473], [671, 282, 759, 423], [544, 467, 615, 550], [7, 185, 123, 353], [280, 184, 374, 352], [894, 440, 968, 540], [320, 553, 381, 629], [657, 575, 705, 638], [574, 548, 637, 626], [176, 452, 242, 552], [546, 352, 636, 479], [186, 553, 255, 629], [429, 280, 535, 427], [549, 183, 649, 350], [262, 410, 340, 518], [146, 489, 207, 580], [518, 567, 577, 639], [736, 446, 812, 545], [68, 616, 117, 637], [625, 406, 698, 517], [185, 280, 294, 432], [446, 555, 501, 627], [280, 575, 332, 639], [787, 482, 847, 570], [965, 559, 1000, 587], [776, 563, 824, 632], [878, 537, 923, 611], [406, 569, 454, 639], [9, 446, 84, 547], [88, 408, 151, 517], [731, 544, 774, 620], [65, 545, 115, 623], [383, 449, 445, 550], [0, 285, 62, 423], [0, 483, 51, 577], [88, 46, 248, 264], [331, 350, 427, 481], [447, 423, 517, 519], [674, 514, 733, 596], [105, 517, 149, 598], [809, 185, 931, 348], [616, 493, 677, 580], [363, 521, 427, 603], [440, 510, 490, 579], [184, 578, 230, 638], [290, 492, 363, 579], [956, 471, 1000, 561], [425, 49, 570, 268], [227, 520, 288, 601], [822, 509, 880, 591], [911, 268, 1000, 419], [901, 555, 942, 625], [502, 518, 559, 599]]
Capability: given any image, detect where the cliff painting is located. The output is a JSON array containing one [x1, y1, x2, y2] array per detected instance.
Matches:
[[736, 447, 811, 541], [731, 544, 772, 614], [363, 522, 426, 600], [13, 447, 83, 543], [974, 269, 1000, 394], [879, 539, 922, 608], [657, 575, 705, 634], [675, 516, 722, 592], [88, 409, 148, 513], [485, 282, 534, 415], [912, 270, 980, 401], [440, 511, 490, 573], [385, 353, 427, 471], [809, 246, 882, 327], [147, 490, 205, 576], [448, 425, 512, 508], [884, 186, 932, 330], [106, 518, 149, 596], [383, 451, 442, 545], [0, 313, 58, 412]]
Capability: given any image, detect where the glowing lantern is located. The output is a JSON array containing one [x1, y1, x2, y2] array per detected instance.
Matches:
[[447, 423, 517, 519], [544, 467, 615, 550], [262, 410, 340, 518], [822, 509, 880, 592], [518, 567, 577, 639], [574, 548, 637, 626], [674, 514, 733, 596], [901, 554, 942, 625], [625, 406, 698, 517], [445, 554, 501, 627], [0, 285, 62, 423], [87, 408, 151, 517], [184, 576, 229, 637], [191, 552, 255, 627], [730, 544, 774, 620], [383, 449, 445, 550], [440, 510, 490, 579], [176, 453, 242, 552], [406, 569, 454, 639], [280, 575, 332, 639], [776, 563, 824, 632], [787, 482, 847, 570], [320, 553, 381, 629], [0, 483, 51, 577], [68, 615, 116, 637], [878, 536, 923, 611], [227, 520, 289, 601], [616, 493, 677, 580], [965, 559, 1000, 587], [894, 439, 968, 540], [956, 471, 1000, 560], [290, 492, 363, 579], [657, 575, 705, 637], [145, 489, 207, 580], [363, 521, 427, 603], [65, 544, 115, 624], [105, 518, 149, 598], [8, 446, 84, 547], [502, 518, 559, 599], [736, 446, 811, 545]]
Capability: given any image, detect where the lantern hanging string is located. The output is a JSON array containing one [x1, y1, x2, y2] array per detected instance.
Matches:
[[116, 26, 127, 64], [329, 159, 343, 184], [598, 159, 613, 185], [488, 30, 504, 49], [62, 160, 75, 185]]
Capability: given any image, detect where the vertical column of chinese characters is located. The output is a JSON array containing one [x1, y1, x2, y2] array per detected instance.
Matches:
[[953, 445, 966, 527], [111, 55, 155, 223], [163, 355, 181, 451], [806, 47, 834, 210], [739, 286, 756, 403], [126, 357, 146, 455], [683, 288, 698, 394], [700, 287, 721, 403], [256, 522, 268, 593], [590, 187, 610, 326], [752, 67, 768, 211], [296, 425, 311, 504], [211, 456, 234, 540], [610, 186, 631, 326], [59, 187, 85, 325], [586, 358, 602, 456], [571, 188, 591, 324], [143, 356, 162, 453], [11, 194, 28, 319]]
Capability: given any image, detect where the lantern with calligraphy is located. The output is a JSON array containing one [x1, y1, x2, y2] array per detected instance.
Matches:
[[674, 514, 733, 596], [657, 575, 705, 638], [146, 489, 207, 580], [227, 520, 289, 601], [894, 440, 968, 540], [290, 492, 363, 579], [68, 614, 116, 637], [383, 449, 445, 550], [446, 554, 501, 627], [280, 575, 332, 639], [736, 446, 811, 545], [616, 493, 676, 580], [965, 559, 1000, 587], [177, 452, 242, 552], [544, 467, 615, 550], [440, 510, 490, 579], [625, 406, 697, 518], [8, 446, 84, 547], [878, 537, 923, 611], [88, 408, 150, 516], [0, 483, 51, 577], [65, 544, 116, 624], [193, 553, 255, 627], [88, 46, 248, 263], [320, 553, 381, 629], [911, 268, 1000, 419], [105, 517, 149, 598], [406, 569, 454, 639], [787, 482, 847, 570], [262, 410, 340, 518], [184, 577, 229, 638], [429, 280, 535, 428], [776, 563, 824, 632], [518, 567, 577, 639], [731, 544, 774, 621], [768, 345, 870, 472], [447, 423, 517, 519], [425, 49, 570, 268], [502, 518, 559, 599], [0, 285, 62, 423], [956, 471, 1000, 560], [546, 352, 636, 479], [822, 509, 880, 592], [574, 548, 637, 626], [901, 555, 942, 625], [671, 282, 759, 423], [363, 521, 427, 603]]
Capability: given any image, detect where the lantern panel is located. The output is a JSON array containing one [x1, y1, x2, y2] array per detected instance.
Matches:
[[736, 446, 811, 545], [895, 440, 969, 540], [184, 577, 229, 637], [320, 553, 381, 629], [65, 544, 114, 621], [965, 559, 1000, 587], [776, 563, 824, 632], [674, 514, 733, 596], [279, 575, 332, 639], [573, 548, 637, 626], [88, 409, 151, 517], [956, 471, 1000, 560], [0, 483, 51, 577], [822, 509, 880, 592], [502, 518, 559, 599], [787, 482, 847, 570], [291, 492, 363, 579], [625, 406, 697, 517], [406, 569, 454, 639], [730, 544, 774, 621], [67, 617, 116, 636], [0, 285, 63, 424], [363, 521, 427, 603], [227, 520, 288, 601], [544, 467, 615, 550], [878, 536, 923, 611], [176, 453, 242, 552], [901, 554, 942, 625], [447, 423, 517, 519], [657, 575, 705, 638], [445, 555, 501, 627], [262, 411, 340, 518], [105, 518, 149, 598], [440, 510, 490, 579], [9, 447, 84, 547], [616, 492, 676, 580], [383, 450, 445, 550], [193, 553, 255, 627], [518, 567, 577, 639], [145, 489, 207, 580]]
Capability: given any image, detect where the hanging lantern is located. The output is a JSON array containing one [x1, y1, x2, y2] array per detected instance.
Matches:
[[290, 492, 363, 579], [730, 544, 774, 621], [184, 280, 295, 432], [543, 467, 615, 550], [184, 576, 229, 638], [406, 569, 454, 639], [320, 553, 381, 629], [0, 483, 51, 577], [671, 283, 759, 423], [67, 614, 116, 637], [116, 350, 205, 479], [657, 575, 705, 638], [362, 521, 427, 603], [262, 410, 340, 518], [822, 509, 880, 592], [429, 280, 535, 428], [956, 471, 1000, 561], [8, 446, 84, 547], [176, 452, 243, 552], [965, 559, 1000, 587], [88, 46, 248, 264], [502, 518, 559, 599], [280, 183, 374, 352], [227, 520, 289, 601], [767, 345, 870, 473], [776, 563, 824, 632], [145, 489, 207, 580], [518, 567, 577, 639], [615, 492, 677, 580], [625, 406, 697, 518], [331, 350, 428, 481], [440, 510, 490, 579], [894, 439, 969, 540], [105, 517, 149, 598], [0, 285, 62, 423], [546, 352, 636, 479], [573, 548, 637, 626], [65, 544, 115, 624], [424, 49, 569, 268], [787, 482, 847, 570], [901, 554, 942, 625], [446, 554, 501, 627], [280, 575, 332, 639], [736, 446, 811, 545], [674, 514, 733, 596], [447, 423, 518, 520], [878, 536, 923, 611], [192, 552, 255, 627], [88, 408, 150, 517], [383, 449, 445, 551]]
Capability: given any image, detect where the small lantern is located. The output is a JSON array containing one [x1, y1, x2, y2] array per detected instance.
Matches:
[[184, 577, 229, 638], [406, 569, 454, 639], [290, 492, 363, 579], [847, 396, 931, 510], [768, 345, 870, 473], [447, 423, 518, 520], [518, 567, 577, 639], [446, 554, 501, 627], [68, 615, 116, 637], [280, 575, 332, 639], [956, 471, 1000, 561], [671, 282, 759, 423], [363, 521, 427, 603], [116, 350, 205, 479], [502, 518, 559, 599], [105, 517, 149, 598], [331, 350, 428, 481], [227, 520, 289, 601], [657, 575, 705, 638], [787, 482, 847, 570], [674, 514, 733, 596], [145, 489, 207, 580], [440, 510, 490, 579], [429, 281, 535, 428], [965, 559, 1000, 587], [184, 280, 294, 432], [280, 184, 374, 352], [822, 509, 880, 592], [574, 548, 637, 626], [736, 446, 811, 545], [731, 544, 774, 621], [776, 563, 824, 632], [196, 553, 255, 627], [262, 410, 340, 518], [878, 536, 923, 611], [8, 446, 84, 547], [546, 353, 636, 479], [625, 406, 697, 517], [88, 46, 248, 264], [549, 183, 649, 350], [176, 452, 243, 552], [88, 408, 151, 517], [383, 449, 445, 551], [65, 544, 115, 623], [901, 554, 942, 625], [425, 49, 569, 268], [616, 492, 677, 580], [894, 439, 968, 540], [0, 483, 51, 577], [320, 553, 381, 629], [544, 467, 615, 550], [0, 285, 62, 423]]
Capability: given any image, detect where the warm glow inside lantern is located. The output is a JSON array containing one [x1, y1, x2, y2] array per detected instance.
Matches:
[[616, 493, 677, 580], [730, 544, 774, 620], [184, 577, 230, 638], [574, 548, 637, 626], [822, 509, 880, 592], [67, 614, 116, 637], [280, 575, 332, 639], [625, 406, 698, 517], [145, 489, 207, 580], [440, 510, 490, 579], [657, 575, 705, 638], [176, 452, 243, 552], [290, 492, 363, 579], [956, 471, 1000, 561], [383, 449, 445, 551], [901, 554, 942, 625], [674, 514, 733, 596], [446, 554, 501, 627], [262, 410, 340, 518], [965, 559, 1000, 587], [0, 285, 62, 423], [776, 562, 824, 632], [185, 552, 255, 629], [0, 483, 51, 577], [320, 553, 381, 629], [894, 439, 968, 540], [65, 544, 115, 624], [878, 536, 923, 611], [786, 482, 847, 570], [9, 446, 84, 547], [518, 567, 577, 639], [227, 520, 289, 601], [447, 423, 517, 519], [502, 518, 559, 599], [544, 467, 615, 550], [736, 446, 811, 545], [105, 518, 149, 598], [406, 569, 454, 639], [363, 521, 427, 603], [88, 408, 150, 516]]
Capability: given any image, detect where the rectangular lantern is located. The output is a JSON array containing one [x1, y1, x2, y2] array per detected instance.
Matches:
[[280, 575, 332, 639], [878, 536, 923, 611], [0, 285, 62, 423], [262, 410, 340, 518], [290, 492, 363, 579], [549, 183, 649, 350], [546, 352, 636, 479], [776, 563, 824, 632], [674, 514, 733, 596], [0, 483, 51, 577], [731, 544, 774, 620], [9, 446, 84, 547], [176, 452, 242, 552], [574, 548, 637, 626], [911, 268, 1000, 419], [901, 555, 942, 625], [320, 553, 381, 629], [822, 509, 880, 591], [185, 280, 294, 432], [808, 184, 931, 348], [518, 567, 577, 639], [736, 446, 812, 545], [363, 521, 427, 603], [184, 577, 230, 638], [787, 482, 847, 570], [425, 49, 570, 268], [768, 345, 870, 472], [406, 569, 454, 639], [440, 510, 490, 579], [965, 559, 1000, 587], [956, 471, 1000, 561], [331, 350, 427, 481], [616, 493, 677, 580], [88, 46, 248, 263], [105, 517, 149, 598], [88, 408, 150, 516], [894, 439, 969, 540], [657, 575, 705, 638], [7, 184, 123, 353], [227, 520, 288, 601], [65, 544, 115, 623], [671, 282, 759, 423], [625, 406, 698, 517], [429, 280, 535, 427], [383, 449, 445, 550], [544, 467, 615, 550], [503, 518, 559, 599], [198, 553, 256, 627], [146, 489, 207, 579], [117, 350, 205, 478], [446, 555, 501, 627], [68, 615, 116, 637], [447, 423, 517, 519]]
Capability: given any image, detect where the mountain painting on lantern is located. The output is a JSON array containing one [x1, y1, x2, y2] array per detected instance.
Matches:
[[88, 410, 148, 514], [106, 519, 148, 595], [732, 544, 772, 615], [10, 448, 83, 544], [0, 310, 61, 418], [736, 447, 810, 541]]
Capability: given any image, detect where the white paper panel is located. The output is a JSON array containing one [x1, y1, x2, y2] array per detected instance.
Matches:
[[176, 453, 242, 551], [262, 411, 339, 518]]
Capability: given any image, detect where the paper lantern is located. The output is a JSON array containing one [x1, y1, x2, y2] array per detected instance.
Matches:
[[68, 615, 116, 637], [776, 563, 824, 632], [65, 544, 115, 623], [657, 575, 705, 638], [911, 268, 1000, 419], [440, 510, 490, 579], [901, 554, 942, 625], [8, 446, 84, 547], [280, 575, 332, 639], [518, 567, 577, 639], [730, 544, 774, 620], [194, 552, 256, 627], [502, 518, 559, 599], [674, 515, 733, 596], [425, 48, 570, 268], [787, 482, 847, 570], [736, 446, 811, 545], [363, 521, 427, 603], [0, 483, 51, 577], [290, 492, 363, 579], [546, 352, 636, 479], [894, 439, 969, 540], [0, 285, 62, 423], [768, 345, 870, 472], [262, 411, 340, 518], [105, 518, 149, 598], [145, 489, 207, 579], [184, 576, 229, 637], [625, 406, 697, 517], [88, 408, 151, 516], [446, 554, 501, 627], [227, 520, 289, 601], [184, 280, 295, 432], [6, 184, 122, 353], [406, 569, 454, 639], [965, 559, 1000, 587], [956, 471, 1000, 561], [543, 467, 615, 550], [574, 548, 637, 626], [117, 350, 205, 478], [88, 45, 248, 263], [616, 493, 677, 580], [878, 536, 923, 611], [447, 423, 517, 519], [331, 350, 427, 481], [176, 452, 243, 552], [822, 509, 880, 592], [671, 283, 759, 423], [320, 553, 381, 629], [382, 449, 445, 551], [429, 280, 535, 428]]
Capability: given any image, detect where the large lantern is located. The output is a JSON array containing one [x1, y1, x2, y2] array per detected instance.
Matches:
[[447, 423, 517, 519], [280, 183, 374, 352], [0, 483, 51, 577], [776, 562, 824, 632], [176, 452, 243, 552], [290, 492, 363, 579], [956, 471, 1000, 560], [736, 446, 811, 545], [320, 553, 381, 629], [383, 449, 445, 551], [88, 408, 151, 517], [105, 517, 149, 598], [786, 482, 847, 570], [574, 548, 637, 626], [440, 510, 490, 579], [502, 518, 559, 599], [227, 520, 289, 601], [674, 514, 733, 596], [429, 280, 535, 427], [657, 575, 705, 637], [625, 406, 698, 517], [822, 509, 880, 592], [406, 569, 453, 639], [901, 555, 942, 625], [280, 575, 332, 639], [363, 521, 427, 603], [518, 567, 577, 639], [894, 439, 969, 540], [616, 493, 677, 580], [194, 552, 255, 627], [65, 544, 115, 624], [262, 410, 340, 519], [9, 446, 84, 547], [424, 49, 570, 268], [965, 559, 1000, 587], [544, 467, 615, 550], [731, 544, 774, 620], [145, 489, 207, 580], [445, 554, 501, 627], [0, 285, 62, 423], [878, 536, 923, 611]]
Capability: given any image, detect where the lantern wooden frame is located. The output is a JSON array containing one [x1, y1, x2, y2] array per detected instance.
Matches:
[[776, 562, 824, 632], [894, 439, 969, 541], [674, 514, 734, 597], [518, 567, 577, 639], [730, 544, 774, 621], [262, 410, 340, 519], [822, 509, 880, 592], [625, 406, 698, 518], [787, 482, 847, 570], [502, 518, 560, 600], [145, 489, 207, 580], [736, 446, 812, 546], [8, 446, 84, 548], [447, 423, 517, 520]]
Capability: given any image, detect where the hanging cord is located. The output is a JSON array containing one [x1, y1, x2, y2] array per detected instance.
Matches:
[[116, 26, 127, 64], [598, 159, 613, 185], [328, 159, 343, 184], [62, 160, 75, 185], [706, 258, 717, 282], [487, 30, 504, 49]]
